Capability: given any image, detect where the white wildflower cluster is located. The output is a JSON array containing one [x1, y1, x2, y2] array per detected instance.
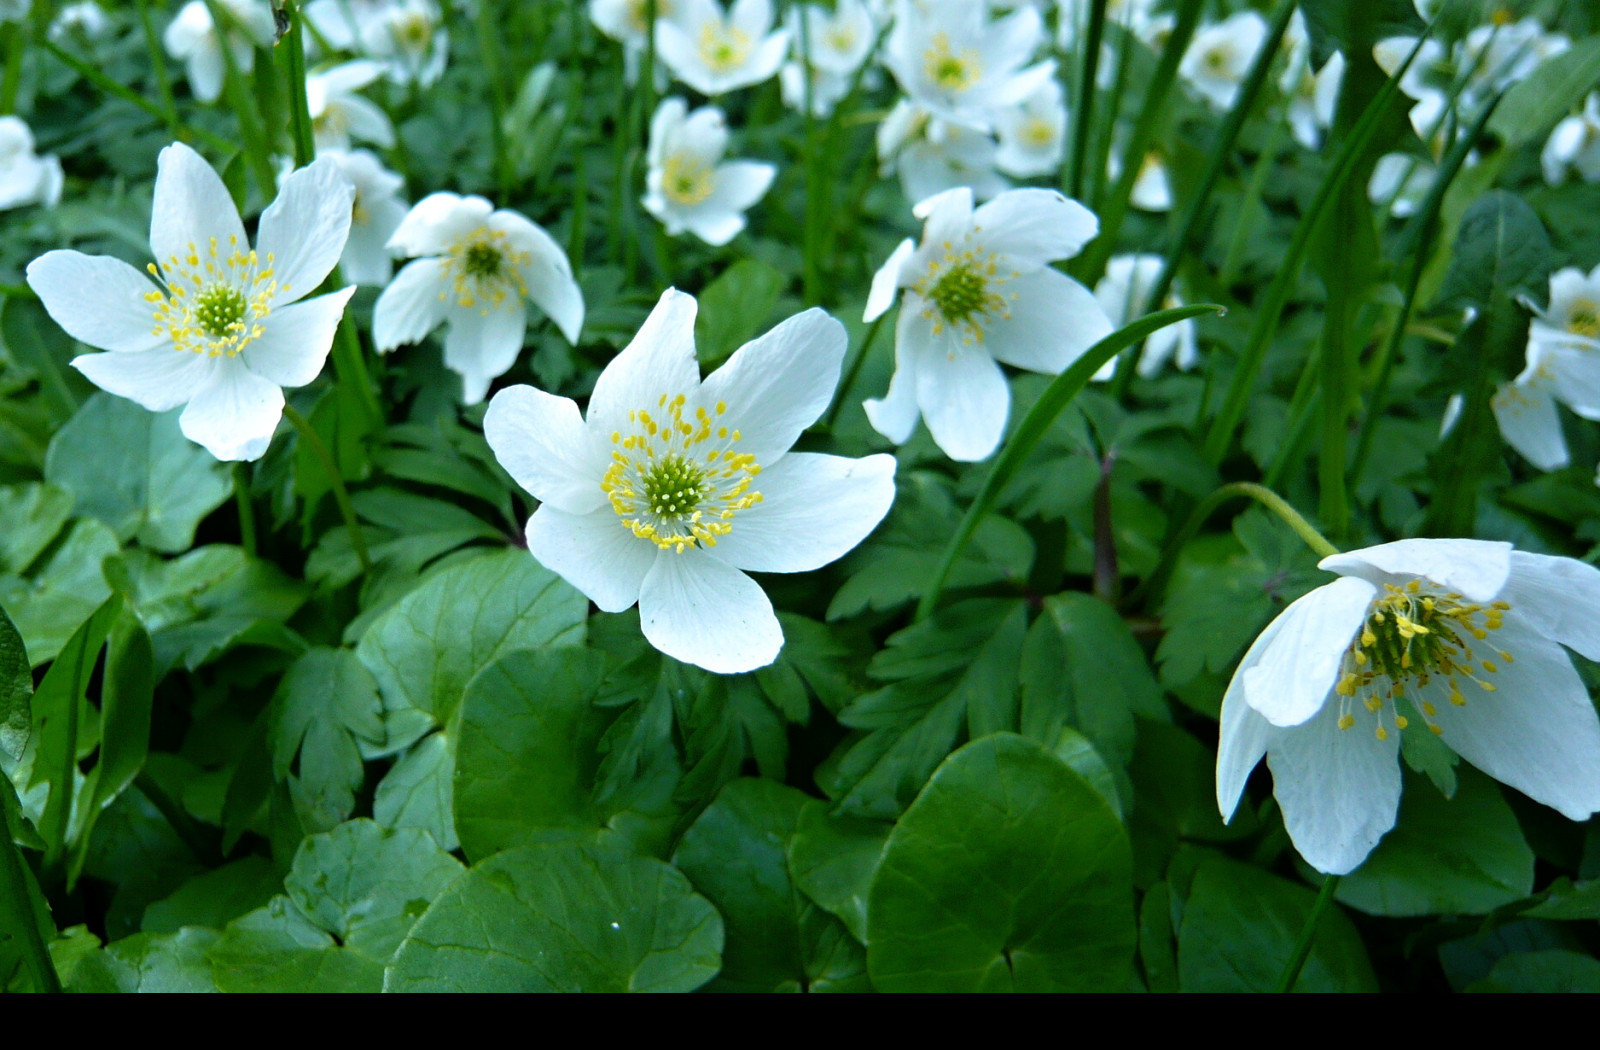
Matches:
[[0, 116, 62, 211]]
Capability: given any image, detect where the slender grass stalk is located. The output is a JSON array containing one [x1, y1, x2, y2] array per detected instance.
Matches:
[[475, 0, 513, 204], [1108, 0, 1298, 395], [283, 403, 372, 575], [1217, 117, 1285, 287], [40, 39, 236, 153], [917, 305, 1219, 622], [0, 22, 24, 116], [823, 312, 885, 430], [1086, 11, 1137, 210], [233, 462, 257, 557], [1200, 32, 1431, 466], [204, 0, 277, 199], [134, 0, 182, 138], [1064, 0, 1108, 201], [0, 794, 58, 993], [799, 3, 823, 304], [1276, 874, 1342, 992]]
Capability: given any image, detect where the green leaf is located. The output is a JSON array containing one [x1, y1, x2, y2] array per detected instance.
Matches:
[[44, 392, 231, 553], [867, 733, 1135, 992], [0, 517, 118, 666], [694, 259, 786, 367], [0, 776, 58, 993], [268, 648, 386, 834], [208, 820, 464, 992], [1468, 950, 1600, 992], [1489, 36, 1600, 147], [372, 730, 457, 850], [142, 857, 281, 934], [1526, 879, 1600, 921], [66, 928, 220, 993], [1177, 857, 1378, 992], [674, 779, 868, 992], [0, 483, 73, 574], [788, 801, 890, 945], [1331, 768, 1534, 917], [385, 842, 723, 993], [1128, 720, 1254, 851], [0, 603, 30, 761], [1433, 190, 1554, 314], [453, 647, 612, 861]]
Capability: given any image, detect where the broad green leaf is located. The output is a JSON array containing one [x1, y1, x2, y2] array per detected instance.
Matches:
[[44, 392, 231, 553], [208, 896, 382, 993], [1489, 36, 1600, 147], [674, 779, 868, 992], [1177, 857, 1378, 992], [1433, 190, 1554, 314], [268, 648, 386, 834], [1129, 720, 1254, 847], [867, 733, 1136, 992], [372, 730, 458, 850], [385, 842, 723, 993], [1526, 879, 1600, 921], [453, 647, 612, 862], [142, 857, 281, 934], [788, 801, 890, 945], [0, 483, 73, 574], [0, 603, 30, 760], [1468, 950, 1600, 992], [0, 517, 118, 666], [694, 258, 786, 366], [1331, 768, 1534, 917], [67, 928, 220, 993]]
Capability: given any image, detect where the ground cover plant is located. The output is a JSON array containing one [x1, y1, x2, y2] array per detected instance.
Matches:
[[4, 0, 1600, 994]]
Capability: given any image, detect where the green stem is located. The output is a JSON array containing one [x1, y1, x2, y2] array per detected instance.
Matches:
[[823, 312, 884, 430], [39, 39, 235, 153], [204, 0, 277, 200], [0, 792, 58, 993], [282, 403, 372, 574], [917, 305, 1219, 621], [1275, 874, 1342, 993], [281, 0, 317, 168], [799, 4, 822, 304], [475, 0, 513, 204], [0, 23, 24, 116], [233, 462, 257, 558], [1063, 0, 1107, 201], [1218, 116, 1286, 287], [134, 0, 182, 138]]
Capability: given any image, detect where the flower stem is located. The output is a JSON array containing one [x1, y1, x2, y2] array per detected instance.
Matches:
[[823, 312, 884, 430], [133, 0, 182, 139], [232, 462, 257, 558], [0, 787, 59, 993], [282, 403, 372, 575], [474, 0, 513, 205], [204, 0, 277, 201], [1063, 0, 1107, 201], [39, 39, 235, 154], [1275, 874, 1341, 993], [0, 23, 24, 116], [280, 0, 317, 168]]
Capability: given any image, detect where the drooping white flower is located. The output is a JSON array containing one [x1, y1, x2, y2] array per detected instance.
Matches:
[[0, 117, 62, 211], [993, 78, 1066, 179], [877, 98, 1008, 205], [1179, 11, 1269, 111], [1091, 254, 1197, 381], [1542, 92, 1600, 186], [163, 0, 277, 104], [321, 149, 408, 286], [484, 288, 896, 674], [308, 60, 396, 152], [48, 1, 112, 44], [1217, 539, 1600, 875], [642, 97, 775, 246], [26, 143, 356, 462], [656, 0, 790, 96], [1486, 264, 1600, 470], [882, 0, 1054, 132], [367, 0, 449, 87], [373, 192, 583, 404], [1281, 23, 1344, 153], [863, 186, 1112, 461], [1490, 344, 1569, 472]]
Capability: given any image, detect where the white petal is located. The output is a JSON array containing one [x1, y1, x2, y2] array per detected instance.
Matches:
[[1267, 694, 1402, 875], [1423, 623, 1600, 821], [638, 551, 782, 674], [443, 299, 526, 406], [178, 357, 285, 462], [340, 94, 396, 148], [1491, 377, 1568, 470], [698, 307, 846, 465], [970, 188, 1099, 269], [372, 257, 450, 351], [706, 161, 775, 216], [1242, 576, 1375, 727], [241, 288, 353, 388], [387, 193, 492, 258], [1501, 551, 1600, 663], [586, 288, 702, 437], [26, 251, 166, 354], [1217, 607, 1297, 821], [150, 142, 247, 271], [865, 237, 915, 322], [187, 44, 226, 103], [863, 306, 924, 443], [256, 155, 356, 308], [526, 504, 655, 613], [983, 268, 1113, 374], [483, 384, 607, 514], [72, 348, 218, 412], [706, 452, 895, 573], [498, 212, 584, 343], [1319, 539, 1513, 604], [1541, 343, 1600, 419], [682, 208, 746, 247], [914, 326, 1011, 462]]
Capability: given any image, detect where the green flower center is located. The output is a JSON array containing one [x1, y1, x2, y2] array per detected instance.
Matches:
[[1335, 581, 1514, 740], [463, 242, 503, 279], [925, 33, 980, 92], [642, 453, 708, 519], [912, 245, 1015, 345], [698, 22, 751, 73], [443, 229, 530, 313], [662, 153, 715, 206], [194, 284, 249, 338], [1567, 299, 1600, 338], [929, 263, 990, 323]]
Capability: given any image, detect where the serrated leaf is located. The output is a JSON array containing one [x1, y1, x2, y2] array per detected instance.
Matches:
[[1489, 36, 1600, 148], [0, 604, 30, 760]]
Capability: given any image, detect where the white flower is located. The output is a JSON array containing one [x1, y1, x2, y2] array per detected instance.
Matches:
[[0, 0, 28, 23], [373, 192, 583, 404], [1283, 48, 1344, 151], [163, 0, 276, 104], [863, 186, 1112, 461], [1107, 145, 1173, 212], [993, 78, 1066, 179], [368, 0, 449, 87], [1489, 264, 1600, 470], [1490, 344, 1569, 471], [790, 0, 874, 77], [656, 0, 789, 96], [26, 143, 356, 462], [484, 289, 896, 674], [883, 0, 1054, 132], [590, 0, 687, 86], [642, 97, 774, 246], [308, 60, 396, 152], [1542, 93, 1600, 186], [1367, 152, 1433, 218], [1179, 11, 1269, 111], [321, 149, 408, 286], [1218, 538, 1600, 875], [0, 117, 62, 211], [303, 0, 390, 52], [877, 99, 1008, 205], [48, 1, 112, 43], [779, 60, 853, 117], [1091, 254, 1197, 380]]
